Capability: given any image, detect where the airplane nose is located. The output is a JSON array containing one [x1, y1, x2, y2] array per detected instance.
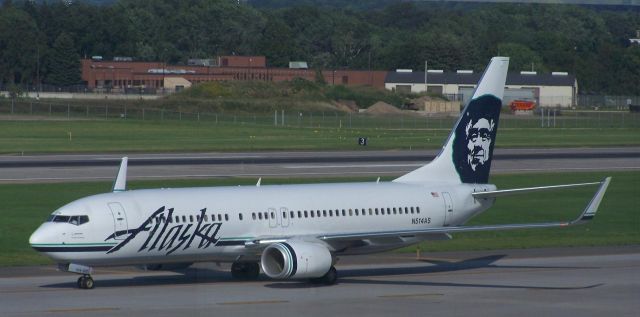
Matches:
[[29, 228, 44, 245]]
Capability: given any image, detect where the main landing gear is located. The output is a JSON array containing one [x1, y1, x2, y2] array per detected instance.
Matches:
[[230, 262, 260, 280], [310, 266, 338, 285], [77, 275, 94, 289]]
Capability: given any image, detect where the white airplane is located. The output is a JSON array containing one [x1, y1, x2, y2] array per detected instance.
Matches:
[[29, 57, 611, 289]]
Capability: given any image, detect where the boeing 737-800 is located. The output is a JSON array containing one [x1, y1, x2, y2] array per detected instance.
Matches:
[[29, 57, 611, 289]]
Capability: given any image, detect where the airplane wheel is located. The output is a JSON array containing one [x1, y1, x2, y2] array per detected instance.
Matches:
[[245, 262, 259, 280], [231, 262, 260, 280], [77, 275, 94, 289], [310, 266, 337, 285], [84, 276, 95, 289]]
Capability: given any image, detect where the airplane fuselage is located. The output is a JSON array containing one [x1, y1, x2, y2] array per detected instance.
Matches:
[[30, 181, 496, 267]]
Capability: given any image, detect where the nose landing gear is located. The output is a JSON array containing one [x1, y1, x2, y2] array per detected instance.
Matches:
[[77, 275, 94, 289]]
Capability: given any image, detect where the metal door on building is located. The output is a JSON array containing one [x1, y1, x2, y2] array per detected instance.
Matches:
[[108, 202, 129, 240]]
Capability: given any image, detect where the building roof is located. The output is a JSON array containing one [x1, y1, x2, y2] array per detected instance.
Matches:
[[385, 71, 576, 87]]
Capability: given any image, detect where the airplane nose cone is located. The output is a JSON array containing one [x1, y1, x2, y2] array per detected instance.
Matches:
[[29, 228, 44, 245]]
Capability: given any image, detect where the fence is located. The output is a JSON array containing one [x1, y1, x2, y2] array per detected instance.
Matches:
[[1, 99, 639, 130]]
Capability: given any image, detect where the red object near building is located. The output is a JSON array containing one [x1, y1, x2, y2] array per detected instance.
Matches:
[[509, 100, 536, 111]]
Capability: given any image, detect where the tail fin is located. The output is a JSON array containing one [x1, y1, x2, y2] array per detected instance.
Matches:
[[394, 56, 509, 184]]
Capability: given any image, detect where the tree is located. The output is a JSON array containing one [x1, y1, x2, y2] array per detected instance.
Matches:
[[0, 7, 43, 85], [46, 32, 81, 86]]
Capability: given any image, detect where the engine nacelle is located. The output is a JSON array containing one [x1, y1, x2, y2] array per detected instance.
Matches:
[[260, 241, 332, 279]]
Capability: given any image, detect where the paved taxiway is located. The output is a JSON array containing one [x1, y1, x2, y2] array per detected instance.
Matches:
[[0, 147, 638, 182], [0, 246, 638, 317]]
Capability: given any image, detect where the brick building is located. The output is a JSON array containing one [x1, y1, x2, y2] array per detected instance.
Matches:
[[81, 56, 387, 92]]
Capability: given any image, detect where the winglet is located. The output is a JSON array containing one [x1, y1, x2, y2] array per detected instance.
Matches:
[[112, 157, 128, 192], [571, 177, 611, 224], [256, 177, 262, 187]]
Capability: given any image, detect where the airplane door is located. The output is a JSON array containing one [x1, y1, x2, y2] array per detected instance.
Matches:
[[268, 208, 278, 228], [442, 192, 454, 226], [280, 207, 290, 227], [108, 202, 129, 240]]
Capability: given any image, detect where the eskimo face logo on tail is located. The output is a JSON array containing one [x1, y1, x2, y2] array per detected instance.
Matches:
[[465, 117, 495, 171], [453, 95, 502, 184]]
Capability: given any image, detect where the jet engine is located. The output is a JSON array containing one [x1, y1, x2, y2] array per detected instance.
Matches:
[[260, 241, 332, 279]]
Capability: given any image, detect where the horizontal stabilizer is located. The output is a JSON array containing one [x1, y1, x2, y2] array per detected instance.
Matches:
[[472, 181, 601, 199]]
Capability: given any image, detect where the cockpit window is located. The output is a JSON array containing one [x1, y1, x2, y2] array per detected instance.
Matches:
[[49, 215, 89, 226], [52, 215, 70, 223]]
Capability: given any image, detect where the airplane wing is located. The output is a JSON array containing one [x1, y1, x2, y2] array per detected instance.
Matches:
[[319, 177, 610, 242], [245, 177, 610, 247]]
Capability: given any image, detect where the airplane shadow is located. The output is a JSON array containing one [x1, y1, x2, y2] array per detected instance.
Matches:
[[264, 255, 602, 290], [40, 254, 601, 290]]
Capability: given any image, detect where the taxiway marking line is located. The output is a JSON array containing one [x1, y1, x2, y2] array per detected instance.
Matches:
[[217, 300, 289, 305], [46, 307, 120, 313], [378, 293, 444, 298]]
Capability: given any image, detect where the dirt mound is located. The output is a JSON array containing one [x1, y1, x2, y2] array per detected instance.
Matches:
[[365, 101, 402, 114], [333, 100, 359, 113]]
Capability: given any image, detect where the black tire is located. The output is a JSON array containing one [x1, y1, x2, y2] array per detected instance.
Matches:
[[310, 266, 338, 285], [84, 276, 94, 289], [321, 267, 338, 285], [77, 276, 84, 289], [244, 262, 260, 280], [231, 262, 260, 280]]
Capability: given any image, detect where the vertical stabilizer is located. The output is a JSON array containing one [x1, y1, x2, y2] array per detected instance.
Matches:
[[394, 57, 509, 184]]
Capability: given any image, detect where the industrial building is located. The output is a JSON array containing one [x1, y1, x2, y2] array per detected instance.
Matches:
[[81, 56, 387, 92], [385, 69, 578, 107]]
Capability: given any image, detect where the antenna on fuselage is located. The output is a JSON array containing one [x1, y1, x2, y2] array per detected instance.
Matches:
[[112, 157, 128, 192]]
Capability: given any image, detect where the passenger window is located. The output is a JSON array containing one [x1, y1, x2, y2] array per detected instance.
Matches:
[[410, 208, 414, 214], [417, 207, 421, 214], [323, 210, 327, 217], [290, 211, 295, 218], [354, 209, 358, 216], [175, 216, 180, 223], [298, 211, 302, 218], [393, 208, 397, 214], [329, 210, 333, 217], [342, 209, 346, 216], [252, 213, 256, 220], [225, 214, 229, 221], [258, 213, 263, 220], [304, 211, 308, 218], [409, 207, 413, 214], [283, 212, 287, 219], [404, 207, 409, 214], [369, 208, 373, 215], [271, 212, 275, 219], [182, 216, 186, 223], [386, 208, 391, 214], [375, 208, 379, 215], [190, 215, 194, 222], [311, 211, 315, 218], [239, 213, 243, 221], [219, 214, 224, 221]]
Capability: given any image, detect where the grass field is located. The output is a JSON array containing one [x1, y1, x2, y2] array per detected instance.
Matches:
[[0, 171, 637, 266], [1, 119, 639, 154]]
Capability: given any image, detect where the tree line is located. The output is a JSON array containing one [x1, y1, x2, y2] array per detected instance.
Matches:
[[0, 0, 638, 94]]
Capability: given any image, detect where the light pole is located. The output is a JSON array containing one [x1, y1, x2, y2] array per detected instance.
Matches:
[[424, 60, 428, 94]]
